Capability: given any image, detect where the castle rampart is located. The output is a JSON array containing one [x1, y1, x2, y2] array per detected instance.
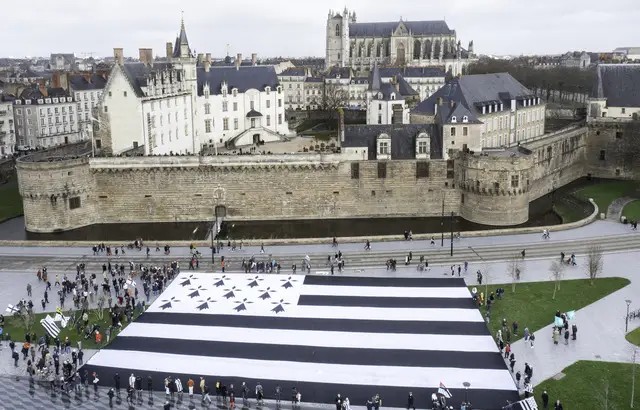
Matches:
[[16, 125, 603, 233]]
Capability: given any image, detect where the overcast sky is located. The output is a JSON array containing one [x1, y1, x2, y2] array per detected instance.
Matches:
[[6, 0, 638, 59]]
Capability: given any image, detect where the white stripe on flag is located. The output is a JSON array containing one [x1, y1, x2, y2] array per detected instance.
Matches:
[[40, 316, 60, 337], [119, 322, 499, 352], [299, 285, 471, 298], [88, 350, 517, 391], [146, 304, 484, 322]]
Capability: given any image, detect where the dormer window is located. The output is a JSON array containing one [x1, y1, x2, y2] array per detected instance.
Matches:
[[265, 86, 271, 95], [232, 89, 238, 97], [378, 92, 383, 99], [222, 88, 227, 97], [390, 93, 396, 100], [37, 99, 43, 104], [379, 140, 389, 154], [462, 116, 468, 123], [451, 116, 457, 123], [277, 86, 282, 94]]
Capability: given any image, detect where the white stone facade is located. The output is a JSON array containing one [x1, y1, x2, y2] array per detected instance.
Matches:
[[0, 99, 15, 156], [14, 94, 81, 149]]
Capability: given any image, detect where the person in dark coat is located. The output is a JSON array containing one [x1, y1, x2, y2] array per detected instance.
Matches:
[[406, 392, 415, 410], [114, 373, 121, 396], [554, 399, 563, 410], [564, 329, 570, 345], [335, 394, 343, 410], [571, 323, 577, 340], [541, 390, 549, 409]]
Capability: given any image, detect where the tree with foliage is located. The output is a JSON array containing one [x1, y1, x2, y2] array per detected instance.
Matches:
[[585, 244, 604, 285], [549, 260, 565, 300]]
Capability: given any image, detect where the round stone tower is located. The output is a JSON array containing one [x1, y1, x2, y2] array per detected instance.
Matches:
[[457, 149, 534, 226]]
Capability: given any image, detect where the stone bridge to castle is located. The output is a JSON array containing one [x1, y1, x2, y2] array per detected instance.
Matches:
[[14, 122, 635, 233]]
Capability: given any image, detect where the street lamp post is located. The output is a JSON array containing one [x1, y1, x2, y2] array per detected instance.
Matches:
[[463, 381, 470, 409], [626, 299, 632, 333], [469, 246, 488, 297]]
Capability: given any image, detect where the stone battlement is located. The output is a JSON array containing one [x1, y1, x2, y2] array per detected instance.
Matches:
[[17, 123, 621, 233]]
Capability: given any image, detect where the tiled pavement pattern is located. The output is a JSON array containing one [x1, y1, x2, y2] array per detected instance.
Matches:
[[0, 374, 328, 410]]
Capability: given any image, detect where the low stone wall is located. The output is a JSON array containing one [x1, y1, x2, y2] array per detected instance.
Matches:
[[0, 200, 599, 248]]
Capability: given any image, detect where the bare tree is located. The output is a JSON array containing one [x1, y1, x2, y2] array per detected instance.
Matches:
[[549, 260, 565, 300], [507, 255, 523, 292], [585, 244, 604, 285], [322, 84, 349, 122]]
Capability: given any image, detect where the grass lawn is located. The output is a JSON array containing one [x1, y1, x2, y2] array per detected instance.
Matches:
[[470, 277, 629, 342], [0, 177, 23, 222], [535, 360, 640, 409], [574, 180, 640, 216], [1, 307, 141, 350], [627, 327, 640, 347], [553, 202, 585, 224], [622, 200, 640, 222]]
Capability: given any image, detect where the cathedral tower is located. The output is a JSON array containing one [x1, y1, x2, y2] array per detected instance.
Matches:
[[325, 8, 350, 69]]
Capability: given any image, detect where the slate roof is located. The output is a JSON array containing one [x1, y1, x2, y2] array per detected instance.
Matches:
[[19, 86, 69, 101], [246, 109, 263, 118], [305, 77, 323, 83], [370, 64, 417, 99], [342, 124, 441, 160], [413, 73, 536, 119], [326, 67, 352, 79], [592, 64, 640, 107], [172, 19, 191, 58], [279, 67, 307, 77], [349, 21, 453, 37], [121, 62, 175, 97], [69, 74, 108, 91], [379, 67, 446, 78], [197, 66, 278, 96]]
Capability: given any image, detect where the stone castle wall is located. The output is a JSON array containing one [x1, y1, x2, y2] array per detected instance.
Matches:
[[16, 124, 608, 233]]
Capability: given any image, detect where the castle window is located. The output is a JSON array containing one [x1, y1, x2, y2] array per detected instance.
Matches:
[[123, 91, 127, 97], [450, 127, 456, 136], [463, 127, 468, 136], [204, 103, 211, 115], [622, 108, 626, 114], [451, 116, 457, 123], [616, 131, 623, 139], [416, 162, 429, 178], [511, 175, 519, 188], [599, 150, 606, 161], [335, 24, 341, 37], [379, 141, 389, 155], [463, 115, 468, 123], [69, 197, 81, 210], [493, 182, 500, 190], [418, 140, 428, 154], [205, 119, 211, 133], [351, 163, 360, 179], [222, 101, 228, 112], [377, 162, 387, 179]]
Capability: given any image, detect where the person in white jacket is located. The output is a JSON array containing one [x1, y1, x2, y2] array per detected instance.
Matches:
[[129, 373, 135, 389], [175, 377, 183, 400], [344, 397, 351, 410]]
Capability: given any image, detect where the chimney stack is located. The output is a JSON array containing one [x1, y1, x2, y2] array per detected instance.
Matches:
[[139, 48, 153, 66], [166, 42, 173, 59], [205, 53, 211, 61], [52, 71, 61, 89], [449, 100, 455, 108], [204, 53, 212, 72], [113, 48, 124, 65], [437, 97, 443, 106], [197, 53, 204, 64], [251, 53, 257, 66], [236, 53, 242, 70], [38, 81, 48, 97]]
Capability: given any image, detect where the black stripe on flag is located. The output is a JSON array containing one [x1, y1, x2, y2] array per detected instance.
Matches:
[[136, 312, 489, 335], [297, 295, 475, 309], [106, 336, 507, 369], [80, 364, 520, 410], [303, 276, 467, 287]]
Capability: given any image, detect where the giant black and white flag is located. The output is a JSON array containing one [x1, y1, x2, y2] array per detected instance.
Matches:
[[84, 273, 518, 408]]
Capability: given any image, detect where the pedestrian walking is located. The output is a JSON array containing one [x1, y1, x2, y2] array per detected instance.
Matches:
[[541, 390, 549, 409], [509, 354, 516, 372], [407, 392, 415, 410], [92, 372, 100, 396], [515, 371, 521, 388], [530, 332, 535, 348], [571, 323, 577, 340], [187, 377, 195, 398], [27, 283, 32, 297], [147, 375, 153, 397], [504, 343, 511, 359], [552, 328, 559, 345], [564, 329, 569, 345], [554, 399, 564, 410]]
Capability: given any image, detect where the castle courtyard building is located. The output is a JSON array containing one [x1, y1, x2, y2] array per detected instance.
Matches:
[[588, 64, 640, 120]]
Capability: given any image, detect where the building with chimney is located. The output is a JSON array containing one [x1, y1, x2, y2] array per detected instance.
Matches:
[[411, 73, 545, 159], [97, 18, 289, 154], [13, 85, 80, 149], [325, 8, 476, 76], [588, 64, 640, 120], [68, 72, 108, 144]]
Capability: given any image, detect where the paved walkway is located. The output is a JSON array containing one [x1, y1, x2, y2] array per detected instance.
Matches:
[[0, 220, 638, 407], [606, 196, 636, 221]]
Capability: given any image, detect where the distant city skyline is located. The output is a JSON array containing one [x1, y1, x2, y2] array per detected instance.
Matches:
[[4, 0, 639, 59]]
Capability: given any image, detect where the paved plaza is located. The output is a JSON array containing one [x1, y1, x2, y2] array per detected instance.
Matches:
[[0, 219, 638, 408]]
